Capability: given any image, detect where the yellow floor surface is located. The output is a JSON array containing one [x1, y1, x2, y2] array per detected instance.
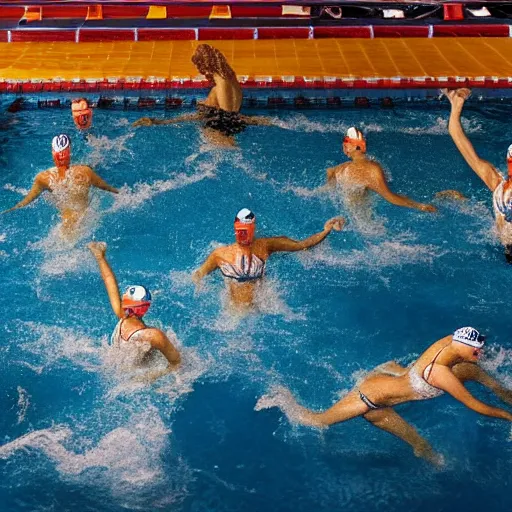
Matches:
[[0, 38, 511, 81]]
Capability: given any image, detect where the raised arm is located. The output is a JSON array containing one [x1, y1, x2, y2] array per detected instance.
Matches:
[[432, 365, 512, 421], [367, 162, 436, 212], [1, 174, 46, 214], [88, 168, 119, 194], [443, 88, 501, 192], [133, 113, 201, 127], [263, 217, 345, 254], [88, 242, 123, 319], [192, 249, 220, 284]]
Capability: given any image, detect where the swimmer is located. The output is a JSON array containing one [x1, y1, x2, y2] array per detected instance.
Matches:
[[256, 327, 512, 465], [192, 208, 344, 309], [88, 242, 181, 380], [71, 98, 93, 132], [133, 44, 272, 147], [1, 134, 118, 239], [444, 88, 512, 262], [324, 127, 438, 213]]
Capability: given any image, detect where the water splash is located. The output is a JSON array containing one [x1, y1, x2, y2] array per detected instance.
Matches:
[[16, 386, 30, 424], [108, 168, 214, 212]]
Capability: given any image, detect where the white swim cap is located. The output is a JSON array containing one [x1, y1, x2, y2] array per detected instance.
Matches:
[[122, 285, 151, 305], [507, 144, 512, 160], [52, 134, 70, 153], [452, 327, 485, 348], [235, 208, 255, 224], [346, 127, 364, 141]]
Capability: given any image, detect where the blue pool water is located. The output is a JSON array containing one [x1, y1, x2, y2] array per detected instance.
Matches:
[[0, 98, 511, 512]]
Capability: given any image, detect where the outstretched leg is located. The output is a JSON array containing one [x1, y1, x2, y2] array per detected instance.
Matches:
[[255, 387, 369, 428], [364, 408, 444, 466], [452, 362, 512, 405]]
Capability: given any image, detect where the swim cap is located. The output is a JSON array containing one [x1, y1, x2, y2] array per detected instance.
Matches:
[[235, 208, 255, 225], [234, 208, 255, 245], [71, 98, 92, 130], [52, 134, 70, 153], [121, 285, 152, 317], [452, 327, 486, 348], [343, 127, 367, 153]]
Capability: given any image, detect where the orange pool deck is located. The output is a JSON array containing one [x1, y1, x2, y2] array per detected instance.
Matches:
[[1, 37, 512, 83]]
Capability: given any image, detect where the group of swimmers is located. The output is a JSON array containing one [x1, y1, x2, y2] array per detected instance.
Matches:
[[2, 44, 512, 465]]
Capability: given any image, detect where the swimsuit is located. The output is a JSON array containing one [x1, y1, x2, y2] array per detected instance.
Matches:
[[409, 347, 446, 400], [358, 347, 446, 410], [110, 318, 146, 347], [197, 104, 247, 137], [493, 179, 512, 261], [219, 254, 265, 282]]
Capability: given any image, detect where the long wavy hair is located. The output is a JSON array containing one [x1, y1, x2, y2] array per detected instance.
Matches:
[[191, 44, 236, 83]]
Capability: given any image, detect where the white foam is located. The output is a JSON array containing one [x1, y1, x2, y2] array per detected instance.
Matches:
[[17, 321, 103, 372], [86, 132, 135, 168], [16, 386, 30, 424], [108, 168, 214, 213], [0, 407, 171, 495], [3, 183, 29, 195], [297, 238, 444, 270]]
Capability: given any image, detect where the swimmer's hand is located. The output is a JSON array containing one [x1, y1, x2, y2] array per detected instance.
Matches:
[[88, 241, 107, 258], [435, 190, 467, 201], [437, 190, 468, 201], [324, 217, 346, 232], [418, 203, 437, 213], [441, 88, 471, 107], [132, 117, 155, 127]]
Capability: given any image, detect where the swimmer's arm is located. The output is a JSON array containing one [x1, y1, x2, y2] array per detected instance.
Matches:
[[447, 93, 501, 191], [369, 164, 436, 212], [432, 366, 512, 421], [1, 175, 46, 214], [88, 243, 124, 319], [239, 115, 274, 126], [192, 250, 219, 283], [133, 114, 201, 127], [264, 217, 345, 253], [88, 169, 119, 194]]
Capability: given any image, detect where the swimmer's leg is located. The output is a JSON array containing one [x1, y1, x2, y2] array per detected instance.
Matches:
[[363, 408, 443, 466], [452, 362, 512, 406], [255, 387, 368, 428]]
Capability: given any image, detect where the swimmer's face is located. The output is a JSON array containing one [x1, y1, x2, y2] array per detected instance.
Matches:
[[72, 100, 92, 130], [52, 147, 71, 168], [457, 342, 483, 362], [342, 141, 359, 158], [234, 224, 255, 246]]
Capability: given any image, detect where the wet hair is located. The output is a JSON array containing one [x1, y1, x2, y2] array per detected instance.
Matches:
[[191, 44, 236, 83], [72, 98, 89, 107]]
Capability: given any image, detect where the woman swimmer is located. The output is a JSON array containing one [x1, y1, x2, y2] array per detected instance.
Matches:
[[89, 242, 181, 379], [444, 88, 512, 262], [192, 208, 344, 309], [133, 44, 272, 147], [256, 327, 512, 465]]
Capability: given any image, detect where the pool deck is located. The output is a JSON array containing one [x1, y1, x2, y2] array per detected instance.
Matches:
[[1, 38, 511, 88]]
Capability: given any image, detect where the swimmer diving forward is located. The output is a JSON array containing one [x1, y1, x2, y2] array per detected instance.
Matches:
[[192, 208, 344, 309], [256, 327, 512, 465], [1, 134, 118, 239], [444, 88, 512, 262], [324, 127, 453, 212], [133, 44, 272, 148], [88, 242, 181, 380]]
